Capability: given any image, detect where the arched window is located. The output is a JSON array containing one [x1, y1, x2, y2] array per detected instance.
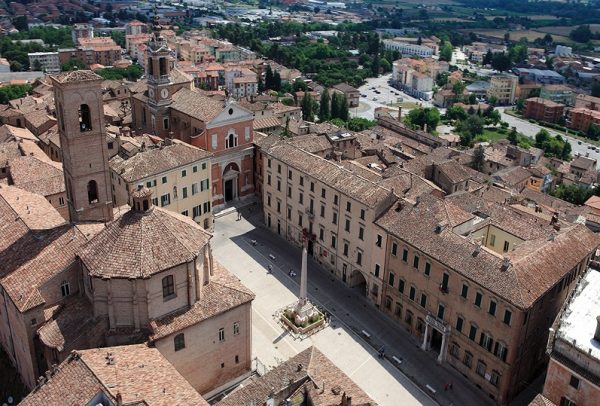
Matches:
[[79, 104, 92, 132], [174, 333, 185, 351], [226, 132, 237, 149], [87, 180, 98, 204], [147, 58, 154, 76], [159, 57, 167, 76], [162, 275, 175, 298]]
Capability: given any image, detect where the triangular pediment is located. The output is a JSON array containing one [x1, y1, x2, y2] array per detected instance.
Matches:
[[207, 103, 253, 128]]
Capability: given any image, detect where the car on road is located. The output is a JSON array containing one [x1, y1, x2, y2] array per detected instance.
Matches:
[[372, 97, 378, 101], [578, 141, 582, 145], [361, 94, 367, 97], [588, 145, 593, 149]]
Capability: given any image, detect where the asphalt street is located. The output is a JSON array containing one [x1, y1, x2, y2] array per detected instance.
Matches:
[[212, 208, 495, 406]]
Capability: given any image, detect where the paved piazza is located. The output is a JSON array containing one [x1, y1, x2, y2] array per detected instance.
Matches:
[[212, 209, 493, 406]]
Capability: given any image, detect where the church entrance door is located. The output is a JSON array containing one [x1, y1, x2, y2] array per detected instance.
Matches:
[[225, 179, 234, 202]]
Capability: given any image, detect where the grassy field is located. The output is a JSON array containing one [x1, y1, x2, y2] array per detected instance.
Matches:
[[471, 29, 574, 44], [536, 24, 600, 36]]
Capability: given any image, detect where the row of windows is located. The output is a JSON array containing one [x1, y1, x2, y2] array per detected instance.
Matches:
[[266, 166, 367, 220], [144, 168, 208, 189], [390, 241, 514, 326], [449, 343, 502, 387], [173, 322, 241, 352], [180, 201, 212, 219], [455, 316, 509, 363]]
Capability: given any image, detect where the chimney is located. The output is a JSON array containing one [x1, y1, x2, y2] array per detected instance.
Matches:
[[594, 315, 600, 342], [501, 257, 511, 272], [321, 381, 325, 394], [116, 392, 123, 406]]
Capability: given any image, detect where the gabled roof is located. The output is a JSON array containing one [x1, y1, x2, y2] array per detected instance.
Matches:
[[110, 141, 211, 183], [20, 344, 209, 406], [50, 70, 103, 84], [79, 206, 212, 279], [170, 88, 224, 122], [217, 346, 375, 406], [9, 155, 65, 197]]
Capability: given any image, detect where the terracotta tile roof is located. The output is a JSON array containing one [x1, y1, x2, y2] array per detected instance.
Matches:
[[37, 295, 108, 352], [332, 82, 359, 93], [110, 141, 211, 183], [271, 102, 301, 115], [23, 109, 56, 129], [19, 353, 106, 406], [265, 142, 393, 207], [9, 155, 65, 197], [0, 184, 65, 231], [170, 88, 224, 122], [217, 347, 375, 406], [570, 155, 596, 171], [288, 134, 333, 154], [150, 261, 254, 340], [0, 124, 37, 142], [50, 70, 103, 84], [528, 394, 556, 406], [22, 344, 209, 406], [0, 224, 86, 312], [492, 166, 531, 188], [0, 140, 20, 167], [377, 193, 600, 309], [436, 159, 470, 183], [253, 116, 281, 131], [79, 205, 212, 279]]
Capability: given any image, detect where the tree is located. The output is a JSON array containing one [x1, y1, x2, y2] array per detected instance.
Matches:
[[371, 55, 380, 76], [61, 59, 86, 71], [347, 117, 376, 131], [31, 59, 42, 72], [452, 80, 466, 97], [491, 52, 511, 72], [592, 81, 600, 98], [339, 94, 349, 121], [9, 61, 23, 72], [561, 139, 572, 160], [319, 89, 331, 122], [330, 92, 340, 120], [515, 99, 525, 113], [471, 145, 485, 172], [507, 127, 518, 145], [550, 184, 594, 205], [0, 84, 32, 104], [570, 25, 592, 43], [301, 92, 315, 122], [265, 65, 274, 90], [503, 32, 510, 43], [405, 107, 439, 132], [586, 123, 600, 140], [482, 49, 493, 66], [12, 16, 28, 31], [440, 41, 453, 62], [457, 114, 485, 145], [445, 105, 467, 121], [273, 71, 282, 92]]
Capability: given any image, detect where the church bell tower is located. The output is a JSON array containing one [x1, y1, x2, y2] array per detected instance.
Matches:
[[144, 12, 173, 137], [50, 70, 114, 223]]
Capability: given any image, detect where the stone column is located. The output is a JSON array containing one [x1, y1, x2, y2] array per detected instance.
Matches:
[[421, 322, 430, 351], [299, 246, 308, 305], [437, 332, 449, 364]]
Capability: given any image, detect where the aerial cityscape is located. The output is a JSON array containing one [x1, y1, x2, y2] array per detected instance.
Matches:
[[1, 0, 600, 405]]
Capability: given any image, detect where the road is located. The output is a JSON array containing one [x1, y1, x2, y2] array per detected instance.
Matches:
[[212, 209, 494, 406], [497, 107, 600, 166], [352, 74, 433, 120]]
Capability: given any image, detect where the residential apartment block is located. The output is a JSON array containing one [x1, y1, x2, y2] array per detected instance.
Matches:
[[58, 37, 122, 68], [524, 97, 565, 124], [487, 74, 518, 105], [384, 39, 435, 57], [575, 94, 600, 111], [27, 52, 60, 73], [543, 269, 600, 406], [568, 108, 600, 132], [392, 58, 448, 100], [539, 85, 576, 106], [109, 139, 214, 230]]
